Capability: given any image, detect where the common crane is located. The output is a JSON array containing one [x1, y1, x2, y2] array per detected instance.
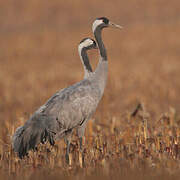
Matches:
[[12, 37, 97, 162], [12, 17, 122, 164]]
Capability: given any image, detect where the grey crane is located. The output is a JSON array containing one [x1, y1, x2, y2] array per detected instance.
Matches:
[[12, 17, 122, 163], [12, 37, 97, 160]]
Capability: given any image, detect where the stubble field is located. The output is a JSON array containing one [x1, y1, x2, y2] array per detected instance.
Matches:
[[0, 1, 180, 179]]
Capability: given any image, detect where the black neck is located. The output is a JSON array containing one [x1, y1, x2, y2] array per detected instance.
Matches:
[[81, 48, 93, 73], [94, 27, 107, 61]]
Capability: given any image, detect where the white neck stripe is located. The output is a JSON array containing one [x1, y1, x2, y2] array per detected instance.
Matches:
[[92, 19, 103, 33]]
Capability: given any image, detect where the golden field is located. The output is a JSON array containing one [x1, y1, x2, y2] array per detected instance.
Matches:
[[0, 0, 180, 179]]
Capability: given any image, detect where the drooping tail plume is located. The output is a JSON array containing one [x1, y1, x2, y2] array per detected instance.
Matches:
[[12, 114, 55, 158]]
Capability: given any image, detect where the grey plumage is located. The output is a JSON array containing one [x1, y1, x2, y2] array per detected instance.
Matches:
[[12, 37, 98, 158], [12, 17, 122, 159]]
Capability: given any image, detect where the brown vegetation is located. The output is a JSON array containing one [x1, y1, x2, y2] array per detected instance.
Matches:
[[0, 1, 180, 179]]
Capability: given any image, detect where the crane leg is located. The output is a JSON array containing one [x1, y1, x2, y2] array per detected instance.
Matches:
[[77, 125, 86, 151], [64, 135, 71, 165], [79, 137, 83, 151], [77, 124, 86, 167]]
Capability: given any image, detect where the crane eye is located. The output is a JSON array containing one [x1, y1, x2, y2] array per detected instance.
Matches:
[[97, 17, 109, 24], [102, 18, 109, 25]]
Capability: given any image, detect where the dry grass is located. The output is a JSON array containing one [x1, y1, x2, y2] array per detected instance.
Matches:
[[0, 1, 180, 179]]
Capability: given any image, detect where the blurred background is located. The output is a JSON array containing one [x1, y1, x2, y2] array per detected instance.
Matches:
[[0, 0, 180, 127], [0, 1, 180, 179]]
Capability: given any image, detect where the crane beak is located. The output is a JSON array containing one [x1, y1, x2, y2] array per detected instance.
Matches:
[[109, 22, 123, 29]]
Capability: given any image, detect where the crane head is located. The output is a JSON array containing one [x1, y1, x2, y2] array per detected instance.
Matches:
[[79, 38, 98, 51], [92, 17, 123, 32]]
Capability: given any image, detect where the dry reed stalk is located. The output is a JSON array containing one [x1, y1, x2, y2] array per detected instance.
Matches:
[[143, 116, 148, 140], [138, 138, 143, 156], [96, 136, 99, 151], [169, 107, 175, 127], [33, 152, 39, 168], [99, 135, 103, 153], [49, 154, 55, 169], [131, 103, 143, 117], [145, 138, 148, 150], [95, 137, 100, 160], [79, 151, 83, 168], [156, 137, 160, 152], [177, 129, 180, 144], [166, 136, 170, 148], [88, 119, 93, 146], [69, 153, 72, 166], [88, 119, 93, 135], [19, 117, 25, 126], [115, 140, 119, 154], [11, 160, 16, 174], [138, 124, 142, 138], [0, 144, 3, 161], [111, 117, 116, 134]]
